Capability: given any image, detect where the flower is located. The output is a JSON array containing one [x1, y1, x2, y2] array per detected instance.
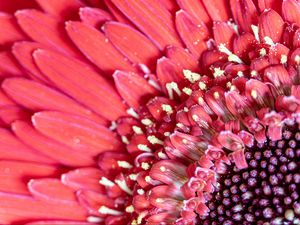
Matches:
[[0, 0, 300, 224]]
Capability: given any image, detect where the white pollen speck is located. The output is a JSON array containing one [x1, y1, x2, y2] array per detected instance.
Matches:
[[137, 189, 145, 195], [183, 69, 201, 83], [251, 70, 258, 77], [295, 55, 300, 64], [158, 151, 167, 159], [251, 25, 260, 41], [183, 107, 189, 112], [137, 144, 152, 152], [182, 87, 192, 95], [251, 90, 258, 99], [280, 55, 287, 64], [198, 97, 204, 105], [164, 132, 171, 136], [160, 166, 166, 172], [99, 177, 115, 187], [199, 82, 206, 90], [129, 174, 138, 181], [264, 36, 275, 46], [145, 176, 152, 183], [285, 209, 295, 221], [161, 104, 173, 114], [132, 126, 143, 134], [141, 118, 153, 126], [99, 206, 123, 215], [87, 216, 103, 223], [115, 179, 133, 195], [213, 92, 220, 99], [141, 162, 150, 170], [147, 135, 164, 145], [237, 71, 244, 77], [121, 136, 129, 144], [127, 108, 139, 118], [259, 48, 267, 56], [117, 161, 133, 169], [125, 205, 135, 213], [166, 82, 181, 99], [213, 67, 225, 78]]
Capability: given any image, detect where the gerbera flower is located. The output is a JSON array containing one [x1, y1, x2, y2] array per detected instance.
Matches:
[[0, 0, 299, 224]]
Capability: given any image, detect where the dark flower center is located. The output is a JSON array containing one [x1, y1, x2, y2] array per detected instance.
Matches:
[[200, 124, 300, 225]]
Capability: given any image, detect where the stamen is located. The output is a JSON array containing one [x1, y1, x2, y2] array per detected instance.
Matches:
[[115, 179, 133, 195], [125, 205, 135, 213], [251, 25, 260, 41], [99, 177, 115, 187], [166, 82, 181, 99], [141, 162, 150, 170], [161, 104, 173, 114], [117, 161, 133, 169], [182, 87, 192, 95], [98, 206, 123, 216], [183, 69, 201, 83], [127, 108, 139, 118], [137, 144, 152, 152], [213, 67, 225, 78], [147, 135, 164, 145], [132, 126, 143, 134], [199, 81, 206, 90], [264, 36, 275, 46], [141, 118, 153, 126]]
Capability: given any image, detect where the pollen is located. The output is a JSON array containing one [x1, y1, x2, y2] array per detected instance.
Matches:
[[183, 69, 201, 83]]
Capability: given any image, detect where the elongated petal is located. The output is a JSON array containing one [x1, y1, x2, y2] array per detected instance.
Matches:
[[176, 10, 208, 59], [36, 0, 84, 20], [0, 160, 59, 194], [33, 49, 127, 121], [62, 168, 105, 193], [258, 0, 281, 13], [0, 128, 54, 164], [0, 105, 30, 125], [113, 71, 159, 109], [258, 9, 284, 43], [110, 0, 182, 50], [12, 41, 50, 83], [103, 21, 161, 69], [80, 7, 113, 27], [12, 121, 95, 167], [32, 111, 123, 153], [27, 221, 92, 225], [3, 78, 106, 124], [202, 0, 231, 22], [15, 9, 80, 57], [28, 178, 77, 203], [0, 13, 25, 46], [213, 21, 236, 49], [230, 0, 258, 32], [282, 0, 300, 25], [0, 51, 23, 77], [0, 192, 87, 224], [66, 21, 137, 74], [176, 0, 211, 26], [166, 46, 199, 71]]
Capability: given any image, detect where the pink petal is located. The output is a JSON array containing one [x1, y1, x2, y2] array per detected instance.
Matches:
[[202, 0, 231, 22], [113, 70, 159, 109], [33, 49, 127, 121], [160, 0, 178, 13], [15, 9, 81, 57], [0, 105, 30, 125], [230, 150, 248, 169], [230, 0, 258, 33], [104, 0, 135, 26], [103, 21, 161, 70], [0, 160, 59, 195], [0, 192, 87, 224], [0, 12, 25, 47], [110, 0, 182, 50], [166, 46, 199, 71], [282, 0, 300, 26], [0, 51, 23, 77], [65, 21, 137, 75], [233, 33, 256, 59], [12, 41, 50, 83], [62, 168, 105, 193], [176, 10, 209, 59], [80, 7, 113, 27], [0, 89, 15, 106], [258, 9, 284, 43], [0, 128, 55, 164], [27, 221, 92, 225], [36, 0, 84, 20], [32, 111, 123, 154], [3, 78, 107, 125], [12, 121, 95, 167], [28, 178, 77, 203], [176, 0, 211, 26]]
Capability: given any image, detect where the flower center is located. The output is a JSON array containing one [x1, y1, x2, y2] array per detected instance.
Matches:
[[200, 125, 300, 225]]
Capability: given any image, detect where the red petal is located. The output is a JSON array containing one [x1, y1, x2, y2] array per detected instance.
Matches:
[[3, 78, 107, 125], [27, 221, 92, 225], [32, 111, 123, 153], [103, 21, 161, 70], [110, 0, 182, 50], [0, 51, 23, 78], [258, 9, 284, 43], [62, 168, 104, 193], [0, 105, 30, 125], [15, 9, 80, 57], [0, 13, 25, 47], [176, 10, 209, 59], [160, 0, 178, 13], [0, 128, 55, 164], [12, 41, 50, 83], [258, 0, 282, 13], [0, 192, 87, 224], [294, 28, 300, 48], [12, 121, 95, 167], [28, 178, 77, 203], [233, 33, 256, 59], [282, 0, 300, 26], [230, 0, 258, 33], [166, 46, 199, 71], [113, 71, 159, 109], [80, 7, 113, 27], [0, 160, 59, 195], [36, 0, 84, 20], [0, 0, 38, 13], [104, 0, 135, 26], [33, 49, 127, 121], [0, 89, 15, 106], [202, 0, 231, 22], [176, 0, 211, 26], [65, 21, 137, 75], [213, 21, 236, 49]]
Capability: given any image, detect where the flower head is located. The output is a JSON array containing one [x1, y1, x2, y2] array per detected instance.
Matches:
[[0, 0, 299, 225]]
